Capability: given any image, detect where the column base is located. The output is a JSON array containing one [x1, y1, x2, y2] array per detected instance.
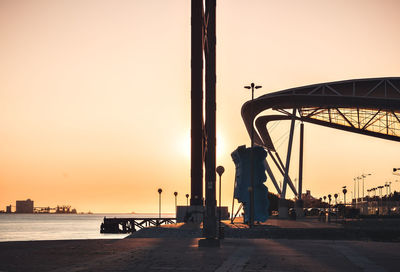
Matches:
[[198, 238, 220, 248], [295, 200, 304, 218], [278, 199, 289, 219]]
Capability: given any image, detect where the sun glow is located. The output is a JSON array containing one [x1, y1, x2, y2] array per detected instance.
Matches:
[[179, 132, 226, 161]]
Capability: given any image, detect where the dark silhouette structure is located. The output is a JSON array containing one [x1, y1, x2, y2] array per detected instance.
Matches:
[[191, 0, 218, 245], [241, 77, 400, 216], [16, 199, 34, 213], [190, 0, 204, 206], [244, 83, 262, 227], [100, 217, 176, 233], [231, 146, 269, 223]]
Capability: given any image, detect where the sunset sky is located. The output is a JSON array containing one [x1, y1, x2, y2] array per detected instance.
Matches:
[[1, 0, 400, 213]]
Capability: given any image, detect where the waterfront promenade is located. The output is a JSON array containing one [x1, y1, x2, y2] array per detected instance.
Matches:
[[1, 218, 400, 271]]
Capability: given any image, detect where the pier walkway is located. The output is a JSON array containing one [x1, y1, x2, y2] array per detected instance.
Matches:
[[100, 217, 176, 233]]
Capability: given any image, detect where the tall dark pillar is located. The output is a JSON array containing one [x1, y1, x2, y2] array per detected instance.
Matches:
[[298, 122, 304, 198], [190, 0, 204, 206], [203, 0, 217, 239], [295, 122, 304, 217]]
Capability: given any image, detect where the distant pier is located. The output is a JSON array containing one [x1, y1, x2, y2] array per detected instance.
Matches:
[[100, 217, 176, 234]]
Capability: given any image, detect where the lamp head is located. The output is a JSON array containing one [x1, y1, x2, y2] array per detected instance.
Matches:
[[216, 166, 225, 176]]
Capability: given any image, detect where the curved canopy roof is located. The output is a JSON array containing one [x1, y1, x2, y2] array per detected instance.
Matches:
[[241, 77, 400, 151]]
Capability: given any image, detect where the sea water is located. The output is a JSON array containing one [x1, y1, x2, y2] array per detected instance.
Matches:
[[0, 213, 174, 242]]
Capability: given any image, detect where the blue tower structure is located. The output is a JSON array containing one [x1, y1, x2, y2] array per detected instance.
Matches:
[[231, 145, 270, 223]]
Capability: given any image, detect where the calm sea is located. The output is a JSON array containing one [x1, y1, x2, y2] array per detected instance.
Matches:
[[0, 213, 174, 242]]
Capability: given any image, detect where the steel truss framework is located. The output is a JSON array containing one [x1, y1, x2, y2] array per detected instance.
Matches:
[[241, 77, 400, 202]]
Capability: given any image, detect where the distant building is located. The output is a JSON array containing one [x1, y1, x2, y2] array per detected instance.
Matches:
[[301, 190, 321, 208], [6, 205, 12, 213], [302, 190, 314, 201], [16, 199, 34, 213]]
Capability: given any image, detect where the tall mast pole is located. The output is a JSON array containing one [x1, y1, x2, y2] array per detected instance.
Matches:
[[204, 0, 217, 240], [190, 0, 204, 206]]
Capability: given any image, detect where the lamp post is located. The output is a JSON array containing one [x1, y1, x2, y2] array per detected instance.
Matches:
[[185, 193, 189, 221], [378, 186, 383, 198], [385, 183, 390, 215], [372, 188, 377, 214], [174, 192, 178, 217], [328, 194, 332, 209], [378, 185, 384, 215], [216, 165, 225, 238], [385, 183, 389, 197], [342, 187, 347, 219], [244, 82, 262, 227], [361, 173, 372, 201], [334, 193, 338, 220], [327, 194, 332, 222], [342, 187, 347, 206], [158, 188, 162, 220]]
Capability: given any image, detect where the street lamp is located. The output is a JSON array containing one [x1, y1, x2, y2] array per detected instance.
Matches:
[[216, 165, 225, 238], [372, 187, 377, 198], [342, 187, 347, 219], [244, 82, 262, 227], [327, 194, 332, 222], [378, 186, 384, 198], [174, 192, 178, 217], [361, 173, 372, 201], [353, 178, 357, 203], [334, 193, 338, 220], [378, 185, 384, 215], [356, 176, 361, 203], [158, 188, 162, 220], [385, 183, 389, 197], [342, 187, 347, 206], [185, 193, 189, 220], [185, 194, 189, 207]]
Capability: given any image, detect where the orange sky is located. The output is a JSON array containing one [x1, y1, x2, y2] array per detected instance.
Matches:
[[1, 0, 399, 213]]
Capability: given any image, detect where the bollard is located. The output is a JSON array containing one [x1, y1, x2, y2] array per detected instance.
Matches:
[[219, 226, 225, 239]]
